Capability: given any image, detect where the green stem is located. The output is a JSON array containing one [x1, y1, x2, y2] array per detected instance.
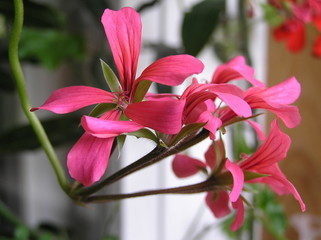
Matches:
[[74, 129, 209, 196], [0, 200, 41, 238], [238, 0, 252, 66], [0, 200, 25, 227], [8, 0, 70, 193], [83, 178, 220, 203]]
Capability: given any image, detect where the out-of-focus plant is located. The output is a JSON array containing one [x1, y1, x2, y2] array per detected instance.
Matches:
[[263, 0, 321, 57]]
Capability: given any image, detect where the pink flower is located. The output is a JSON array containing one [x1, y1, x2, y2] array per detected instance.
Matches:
[[172, 142, 245, 231], [219, 76, 301, 128], [238, 120, 305, 209], [172, 119, 305, 231], [180, 79, 252, 139], [31, 7, 203, 186], [211, 56, 265, 87]]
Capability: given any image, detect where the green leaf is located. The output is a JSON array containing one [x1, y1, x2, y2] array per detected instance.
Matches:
[[0, 115, 82, 153], [125, 129, 159, 144], [261, 3, 284, 27], [14, 226, 29, 240], [19, 28, 85, 69], [182, 0, 225, 56], [89, 103, 117, 118], [255, 186, 287, 240], [133, 80, 152, 103], [116, 135, 126, 158], [100, 59, 120, 92], [169, 123, 204, 146], [243, 170, 269, 181]]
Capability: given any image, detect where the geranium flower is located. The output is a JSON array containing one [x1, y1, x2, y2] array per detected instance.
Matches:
[[172, 119, 305, 231], [181, 80, 252, 139], [219, 76, 301, 128], [31, 7, 203, 186], [172, 141, 245, 231]]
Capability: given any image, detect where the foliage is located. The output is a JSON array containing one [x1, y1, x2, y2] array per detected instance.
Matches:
[[182, 0, 225, 56], [19, 28, 85, 69]]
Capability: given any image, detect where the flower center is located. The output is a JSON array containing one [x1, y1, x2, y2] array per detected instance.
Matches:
[[114, 92, 129, 111]]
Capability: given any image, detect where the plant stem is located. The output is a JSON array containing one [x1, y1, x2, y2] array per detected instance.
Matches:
[[0, 200, 25, 227], [8, 0, 70, 193], [238, 0, 252, 66], [75, 129, 209, 196], [83, 178, 220, 203]]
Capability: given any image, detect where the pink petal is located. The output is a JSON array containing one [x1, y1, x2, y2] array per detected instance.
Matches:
[[269, 104, 301, 128], [101, 7, 141, 92], [262, 77, 301, 105], [204, 116, 222, 140], [214, 92, 252, 118], [245, 88, 302, 128], [212, 56, 265, 87], [207, 84, 252, 117], [67, 132, 114, 186], [230, 198, 245, 231], [205, 141, 223, 170], [225, 159, 244, 202], [272, 176, 306, 212], [82, 116, 144, 138], [31, 86, 115, 114], [184, 98, 215, 124], [241, 119, 291, 170], [206, 191, 231, 218], [257, 164, 306, 212], [246, 120, 266, 141], [172, 154, 207, 178], [136, 54, 204, 87], [124, 99, 185, 134]]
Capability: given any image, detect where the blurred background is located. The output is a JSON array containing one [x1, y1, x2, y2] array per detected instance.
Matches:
[[1, 0, 320, 239]]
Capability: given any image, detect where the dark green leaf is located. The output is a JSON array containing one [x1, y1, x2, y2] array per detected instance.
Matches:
[[133, 80, 152, 103], [125, 129, 159, 144], [100, 59, 120, 92], [182, 0, 225, 56], [0, 0, 65, 29], [169, 123, 204, 146], [89, 103, 117, 118], [19, 28, 85, 69], [0, 116, 82, 153], [243, 170, 269, 181]]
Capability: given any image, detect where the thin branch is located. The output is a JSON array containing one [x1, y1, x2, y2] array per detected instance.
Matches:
[[83, 178, 220, 203], [74, 129, 209, 197]]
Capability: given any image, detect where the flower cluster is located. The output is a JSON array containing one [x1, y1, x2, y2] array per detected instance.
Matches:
[[268, 0, 321, 56], [31, 7, 305, 231]]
